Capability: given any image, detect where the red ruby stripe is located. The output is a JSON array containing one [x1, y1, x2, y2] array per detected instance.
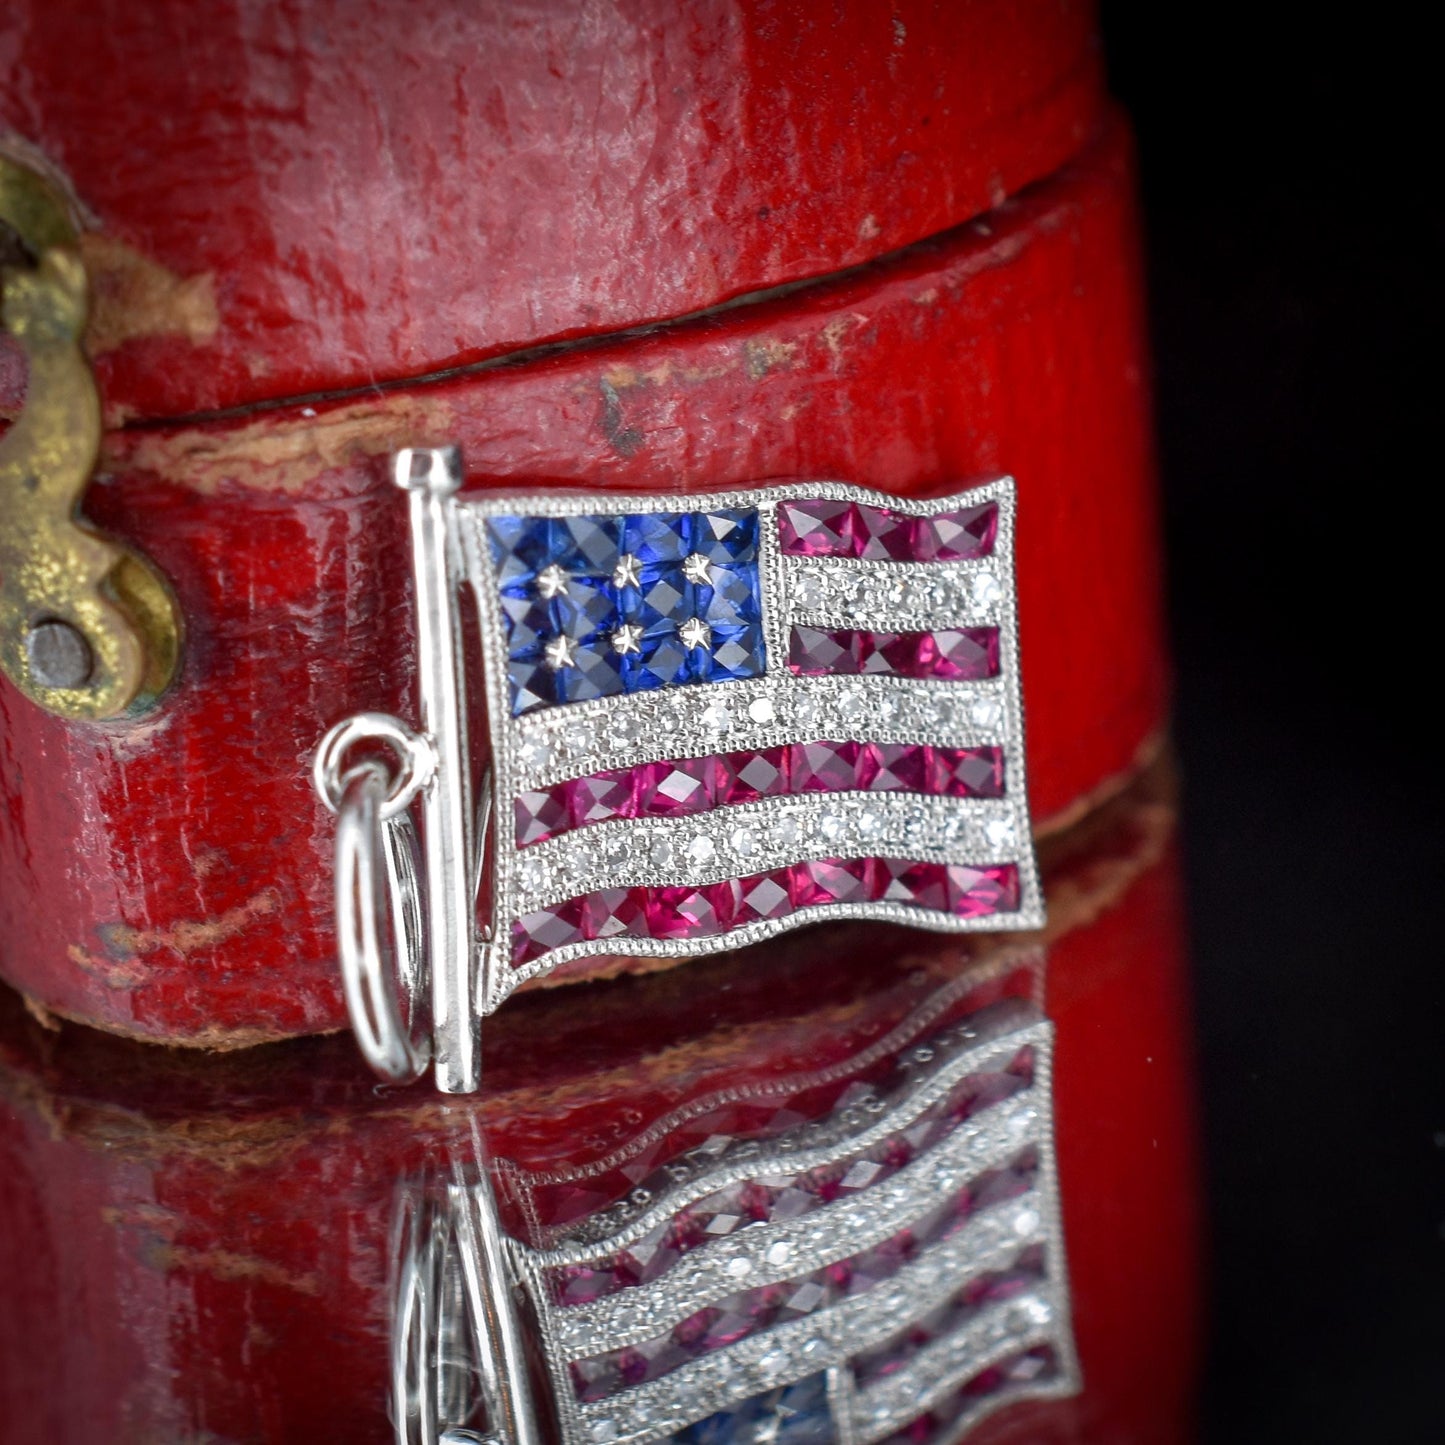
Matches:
[[777, 498, 998, 561], [513, 743, 1006, 847], [787, 625, 1000, 681], [511, 859, 1020, 965]]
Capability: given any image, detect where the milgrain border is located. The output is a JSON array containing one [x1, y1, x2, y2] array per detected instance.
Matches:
[[455, 477, 1039, 1014]]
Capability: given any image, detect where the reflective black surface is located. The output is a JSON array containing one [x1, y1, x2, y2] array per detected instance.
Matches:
[[1103, 7, 1445, 1438]]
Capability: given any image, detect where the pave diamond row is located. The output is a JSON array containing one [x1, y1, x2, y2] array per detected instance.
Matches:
[[535, 1019, 1046, 1255], [552, 1092, 1042, 1358], [510, 791, 1022, 911], [784, 555, 1002, 632], [854, 1327, 1065, 1444], [509, 673, 1010, 791], [567, 1208, 1052, 1445]]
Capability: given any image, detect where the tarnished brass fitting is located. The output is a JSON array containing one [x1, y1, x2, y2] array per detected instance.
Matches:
[[0, 154, 179, 719]]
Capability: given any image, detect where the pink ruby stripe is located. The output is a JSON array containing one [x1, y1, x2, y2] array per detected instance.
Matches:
[[510, 860, 1021, 965], [788, 625, 1000, 681], [777, 498, 999, 560], [513, 743, 1005, 848]]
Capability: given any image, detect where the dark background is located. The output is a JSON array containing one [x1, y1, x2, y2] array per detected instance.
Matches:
[[1099, 6, 1444, 1440]]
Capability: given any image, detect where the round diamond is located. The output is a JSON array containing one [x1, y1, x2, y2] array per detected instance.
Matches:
[[519, 735, 553, 770], [517, 856, 550, 895], [606, 834, 634, 869], [970, 695, 1004, 730], [971, 567, 1002, 609], [756, 1349, 789, 1382], [701, 702, 732, 735], [748, 696, 776, 726], [837, 687, 866, 722], [590, 1420, 618, 1443], [609, 715, 641, 750], [985, 816, 1017, 850], [857, 810, 883, 839], [792, 694, 821, 728], [904, 576, 941, 610], [730, 825, 758, 858], [1014, 1208, 1041, 1236], [764, 1241, 792, 1267], [818, 813, 845, 843], [774, 814, 802, 847], [725, 1256, 752, 1279], [650, 835, 676, 870], [685, 834, 717, 869], [846, 576, 874, 617], [793, 573, 826, 610], [873, 692, 899, 722], [562, 723, 591, 754]]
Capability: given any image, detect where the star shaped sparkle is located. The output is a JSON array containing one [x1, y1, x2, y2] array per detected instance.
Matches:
[[612, 553, 643, 589], [678, 616, 712, 650], [681, 552, 713, 585], [611, 623, 643, 656], [543, 635, 577, 670], [535, 563, 569, 599]]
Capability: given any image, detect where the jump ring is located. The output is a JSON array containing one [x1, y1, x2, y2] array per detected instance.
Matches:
[[315, 711, 436, 820], [335, 761, 432, 1082]]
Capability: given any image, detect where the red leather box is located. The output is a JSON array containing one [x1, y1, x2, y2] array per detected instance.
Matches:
[[1, 1, 1166, 1047]]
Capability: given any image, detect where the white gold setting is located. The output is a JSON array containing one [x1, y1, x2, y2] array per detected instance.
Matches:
[[463, 477, 1040, 1011], [317, 462, 1042, 1091]]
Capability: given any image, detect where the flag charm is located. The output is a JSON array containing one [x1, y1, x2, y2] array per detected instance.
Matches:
[[392, 982, 1078, 1443], [315, 450, 1043, 1091]]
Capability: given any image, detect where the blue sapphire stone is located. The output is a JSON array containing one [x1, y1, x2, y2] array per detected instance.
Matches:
[[554, 513, 623, 573], [491, 506, 766, 715], [694, 508, 758, 564], [487, 515, 560, 587], [626, 512, 693, 564], [669, 1374, 836, 1444]]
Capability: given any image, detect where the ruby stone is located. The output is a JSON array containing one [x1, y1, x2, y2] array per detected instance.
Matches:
[[777, 498, 860, 556], [511, 898, 584, 964]]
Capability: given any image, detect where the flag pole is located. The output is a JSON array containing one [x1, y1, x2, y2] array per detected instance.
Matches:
[[397, 447, 480, 1095]]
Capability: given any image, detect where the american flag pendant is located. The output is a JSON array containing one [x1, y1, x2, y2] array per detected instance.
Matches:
[[315, 449, 1044, 1092], [393, 970, 1077, 1444]]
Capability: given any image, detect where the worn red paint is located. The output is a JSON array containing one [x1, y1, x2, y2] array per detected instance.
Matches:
[[0, 0, 1103, 421]]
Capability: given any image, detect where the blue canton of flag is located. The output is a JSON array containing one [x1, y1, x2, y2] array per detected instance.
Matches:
[[489, 509, 766, 713]]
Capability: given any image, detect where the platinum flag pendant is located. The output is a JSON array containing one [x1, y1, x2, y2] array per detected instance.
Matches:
[[391, 973, 1078, 1444], [315, 449, 1043, 1092]]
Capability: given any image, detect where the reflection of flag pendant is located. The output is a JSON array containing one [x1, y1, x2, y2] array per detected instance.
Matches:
[[402, 983, 1078, 1443], [316, 451, 1043, 1092]]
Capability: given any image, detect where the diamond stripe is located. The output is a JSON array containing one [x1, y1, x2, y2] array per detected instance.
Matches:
[[852, 1328, 1067, 1444], [552, 1091, 1043, 1358], [510, 673, 1011, 792], [567, 1214, 1050, 1445], [511, 791, 1019, 912]]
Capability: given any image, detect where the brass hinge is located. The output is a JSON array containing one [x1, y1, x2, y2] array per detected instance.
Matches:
[[0, 154, 179, 720]]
